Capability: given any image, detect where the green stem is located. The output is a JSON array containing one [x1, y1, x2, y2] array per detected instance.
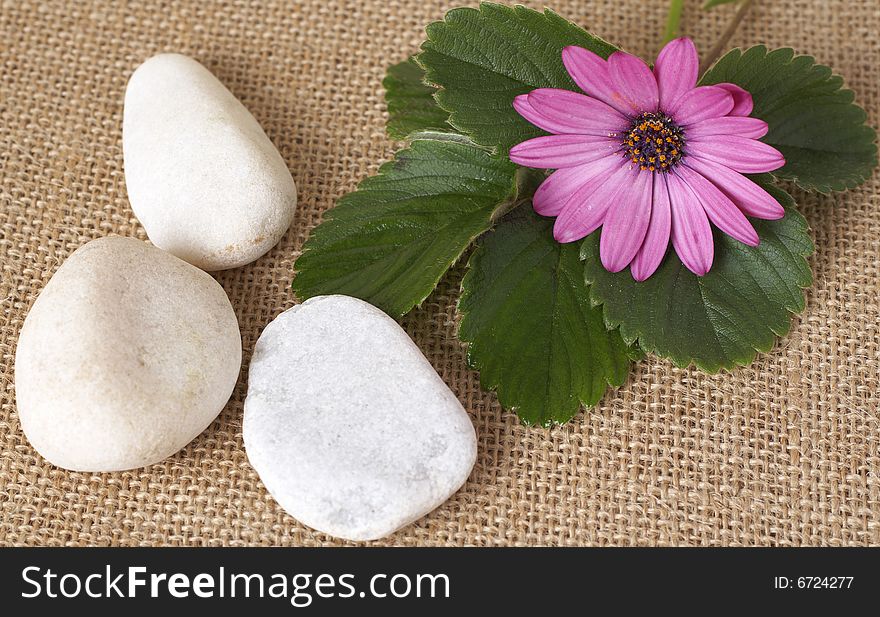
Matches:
[[663, 0, 685, 43], [699, 0, 756, 74]]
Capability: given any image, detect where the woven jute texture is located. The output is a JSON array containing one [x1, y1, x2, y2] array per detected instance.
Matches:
[[1, 0, 878, 546]]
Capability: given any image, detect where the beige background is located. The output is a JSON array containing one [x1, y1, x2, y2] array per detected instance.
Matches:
[[1, 0, 878, 546]]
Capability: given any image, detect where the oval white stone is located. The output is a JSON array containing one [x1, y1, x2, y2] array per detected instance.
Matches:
[[15, 237, 242, 471], [244, 295, 477, 541], [123, 53, 297, 271]]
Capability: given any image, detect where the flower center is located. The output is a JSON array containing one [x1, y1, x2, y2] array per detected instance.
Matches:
[[621, 112, 685, 173]]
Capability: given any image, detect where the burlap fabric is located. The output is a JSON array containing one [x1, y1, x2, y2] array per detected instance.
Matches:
[[1, 0, 877, 547]]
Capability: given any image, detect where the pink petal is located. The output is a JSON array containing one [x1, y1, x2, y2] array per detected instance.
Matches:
[[688, 136, 785, 173], [513, 94, 549, 131], [528, 89, 629, 133], [513, 94, 559, 135], [533, 155, 623, 216], [686, 116, 768, 140], [676, 166, 759, 247], [684, 157, 784, 219], [654, 37, 698, 110], [509, 134, 618, 169], [512, 95, 567, 136], [666, 171, 714, 276], [513, 89, 628, 136], [533, 167, 582, 216], [561, 46, 633, 116], [599, 170, 653, 272], [668, 86, 734, 125], [608, 51, 659, 115], [631, 173, 672, 281], [713, 83, 754, 116], [553, 160, 632, 243]]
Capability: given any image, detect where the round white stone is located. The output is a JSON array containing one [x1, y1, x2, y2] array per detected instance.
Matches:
[[244, 295, 477, 541], [15, 237, 242, 471], [123, 53, 297, 271]]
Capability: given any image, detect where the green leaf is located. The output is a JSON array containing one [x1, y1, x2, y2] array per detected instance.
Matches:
[[582, 177, 814, 373], [418, 2, 617, 156], [383, 58, 452, 139], [701, 46, 878, 193], [703, 0, 739, 8], [292, 137, 517, 318], [458, 207, 637, 426]]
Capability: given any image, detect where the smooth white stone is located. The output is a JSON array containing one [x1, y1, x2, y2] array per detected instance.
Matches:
[[243, 295, 476, 541], [123, 53, 297, 271], [15, 237, 242, 472]]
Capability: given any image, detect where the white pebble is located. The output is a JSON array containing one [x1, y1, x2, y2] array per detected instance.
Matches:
[[15, 237, 242, 471], [123, 53, 297, 271], [244, 295, 476, 541]]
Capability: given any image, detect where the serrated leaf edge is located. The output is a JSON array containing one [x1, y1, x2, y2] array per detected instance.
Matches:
[[701, 45, 879, 194], [582, 203, 815, 374], [292, 138, 518, 318], [416, 3, 618, 157], [457, 218, 634, 426]]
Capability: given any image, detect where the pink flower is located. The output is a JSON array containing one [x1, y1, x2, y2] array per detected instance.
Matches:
[[509, 38, 786, 280]]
